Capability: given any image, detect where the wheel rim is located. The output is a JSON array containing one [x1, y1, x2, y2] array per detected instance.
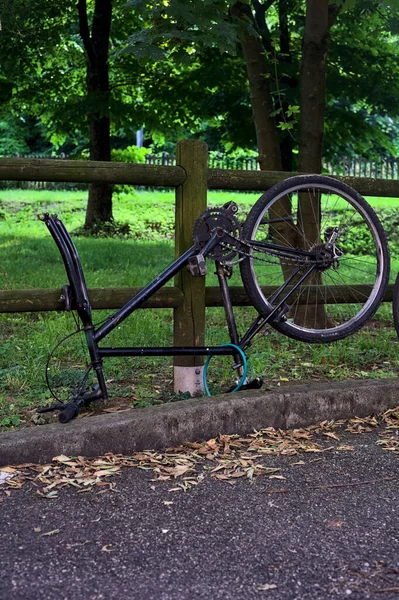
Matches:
[[245, 182, 386, 337]]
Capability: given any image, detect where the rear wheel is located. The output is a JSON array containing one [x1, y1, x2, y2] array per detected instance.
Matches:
[[240, 175, 389, 343]]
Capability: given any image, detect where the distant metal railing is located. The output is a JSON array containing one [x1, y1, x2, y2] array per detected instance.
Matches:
[[146, 153, 399, 179]]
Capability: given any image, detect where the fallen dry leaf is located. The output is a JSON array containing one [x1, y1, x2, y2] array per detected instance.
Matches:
[[328, 521, 344, 527], [257, 583, 277, 590], [323, 431, 340, 441], [52, 455, 74, 464], [41, 529, 61, 537], [0, 466, 18, 474]]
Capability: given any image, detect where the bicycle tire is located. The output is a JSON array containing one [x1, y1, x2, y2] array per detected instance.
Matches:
[[392, 272, 399, 337], [240, 174, 390, 343]]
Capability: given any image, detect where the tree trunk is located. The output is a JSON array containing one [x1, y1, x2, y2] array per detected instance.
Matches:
[[233, 0, 343, 329], [295, 0, 342, 328], [78, 0, 113, 229], [231, 1, 282, 172], [231, 1, 295, 255], [298, 0, 330, 173]]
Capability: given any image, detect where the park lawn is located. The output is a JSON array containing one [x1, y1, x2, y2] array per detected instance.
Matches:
[[1, 188, 399, 430]]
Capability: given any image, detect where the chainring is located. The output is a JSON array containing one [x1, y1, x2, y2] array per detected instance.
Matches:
[[193, 208, 241, 261]]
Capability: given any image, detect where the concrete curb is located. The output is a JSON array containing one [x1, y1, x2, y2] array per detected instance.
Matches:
[[1, 378, 399, 466]]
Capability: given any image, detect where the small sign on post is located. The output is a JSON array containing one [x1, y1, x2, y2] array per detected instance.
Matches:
[[173, 140, 208, 395]]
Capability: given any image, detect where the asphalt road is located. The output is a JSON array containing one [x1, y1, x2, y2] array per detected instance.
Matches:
[[1, 429, 399, 600]]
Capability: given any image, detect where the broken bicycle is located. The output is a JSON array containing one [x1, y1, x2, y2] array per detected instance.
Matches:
[[38, 174, 390, 422]]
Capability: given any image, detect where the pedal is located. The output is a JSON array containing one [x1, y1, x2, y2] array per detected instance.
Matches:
[[239, 377, 264, 391], [227, 377, 263, 393], [187, 254, 207, 277]]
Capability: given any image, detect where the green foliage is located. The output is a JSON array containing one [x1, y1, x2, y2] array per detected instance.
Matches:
[[123, 0, 238, 61], [0, 413, 21, 428], [0, 0, 146, 153], [377, 207, 399, 255], [111, 145, 149, 163], [341, 0, 399, 12], [1, 0, 399, 163], [0, 115, 53, 157], [73, 220, 132, 238], [325, 2, 399, 159], [0, 119, 30, 156]]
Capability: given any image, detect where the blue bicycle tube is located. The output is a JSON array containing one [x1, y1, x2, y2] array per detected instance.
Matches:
[[203, 343, 248, 397]]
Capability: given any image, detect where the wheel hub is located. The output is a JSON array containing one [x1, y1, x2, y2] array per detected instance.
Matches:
[[311, 243, 335, 271]]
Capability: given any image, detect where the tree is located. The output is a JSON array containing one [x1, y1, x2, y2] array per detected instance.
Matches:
[[123, 0, 399, 328], [78, 0, 113, 227], [0, 0, 145, 228], [123, 0, 399, 163]]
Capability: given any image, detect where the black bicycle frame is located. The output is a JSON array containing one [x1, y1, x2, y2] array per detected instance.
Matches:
[[40, 212, 315, 406]]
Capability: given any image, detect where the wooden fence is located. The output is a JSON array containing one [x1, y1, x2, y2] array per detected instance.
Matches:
[[1, 139, 399, 372]]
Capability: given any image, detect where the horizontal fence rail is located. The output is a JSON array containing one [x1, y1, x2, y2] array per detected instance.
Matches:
[[2, 157, 399, 196], [0, 285, 394, 314], [7, 151, 399, 179], [0, 158, 186, 187], [3, 153, 399, 191]]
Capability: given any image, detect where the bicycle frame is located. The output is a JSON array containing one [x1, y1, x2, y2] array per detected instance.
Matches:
[[39, 211, 315, 416]]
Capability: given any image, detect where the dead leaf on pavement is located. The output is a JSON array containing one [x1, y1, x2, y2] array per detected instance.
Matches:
[[323, 431, 340, 441], [328, 521, 344, 527], [257, 583, 277, 590], [0, 466, 18, 474], [41, 529, 61, 537]]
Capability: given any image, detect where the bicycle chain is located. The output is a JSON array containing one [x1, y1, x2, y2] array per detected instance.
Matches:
[[219, 229, 319, 267]]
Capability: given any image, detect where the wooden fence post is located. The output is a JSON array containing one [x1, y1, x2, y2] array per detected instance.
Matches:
[[173, 140, 208, 394]]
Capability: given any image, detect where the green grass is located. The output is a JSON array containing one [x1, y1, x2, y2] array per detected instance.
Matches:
[[1, 187, 399, 430]]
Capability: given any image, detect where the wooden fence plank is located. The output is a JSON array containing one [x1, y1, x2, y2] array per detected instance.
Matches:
[[0, 158, 186, 187], [207, 168, 399, 197], [0, 287, 184, 313], [1, 284, 393, 313]]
